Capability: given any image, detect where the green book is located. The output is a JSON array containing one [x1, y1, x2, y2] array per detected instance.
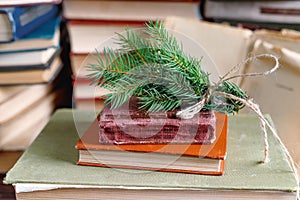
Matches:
[[4, 109, 298, 200]]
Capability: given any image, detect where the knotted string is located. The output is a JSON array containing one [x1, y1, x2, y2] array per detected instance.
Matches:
[[176, 53, 299, 196], [176, 54, 279, 163]]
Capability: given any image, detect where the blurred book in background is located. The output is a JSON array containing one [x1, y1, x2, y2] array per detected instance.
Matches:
[[0, 0, 72, 157], [62, 0, 201, 111], [201, 0, 300, 30], [0, 4, 58, 42]]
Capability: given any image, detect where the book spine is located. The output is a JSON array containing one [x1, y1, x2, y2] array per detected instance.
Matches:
[[10, 4, 58, 40], [99, 124, 216, 144], [99, 114, 217, 144]]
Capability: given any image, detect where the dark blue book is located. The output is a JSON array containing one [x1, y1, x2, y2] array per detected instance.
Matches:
[[0, 16, 61, 53], [0, 4, 58, 42]]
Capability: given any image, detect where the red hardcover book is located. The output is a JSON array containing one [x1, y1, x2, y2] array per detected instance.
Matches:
[[76, 112, 227, 175], [98, 100, 217, 144]]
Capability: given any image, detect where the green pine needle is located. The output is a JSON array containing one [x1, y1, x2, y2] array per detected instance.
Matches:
[[87, 20, 248, 114]]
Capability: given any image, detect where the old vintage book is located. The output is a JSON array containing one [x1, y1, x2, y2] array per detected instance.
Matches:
[[0, 85, 69, 150], [0, 47, 60, 71], [98, 99, 217, 144], [0, 4, 58, 42], [0, 16, 60, 53], [66, 20, 141, 110], [4, 109, 298, 199], [202, 0, 300, 29], [0, 55, 62, 85], [76, 111, 227, 175], [0, 92, 56, 150], [63, 0, 199, 22]]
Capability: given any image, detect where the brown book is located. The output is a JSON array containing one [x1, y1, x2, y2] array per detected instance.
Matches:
[[76, 112, 227, 175]]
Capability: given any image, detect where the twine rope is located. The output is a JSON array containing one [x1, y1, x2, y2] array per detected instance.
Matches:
[[176, 54, 279, 163], [177, 54, 299, 196]]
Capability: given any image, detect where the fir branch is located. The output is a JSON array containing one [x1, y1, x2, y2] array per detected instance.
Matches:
[[105, 64, 200, 111], [144, 21, 207, 89], [88, 20, 248, 114]]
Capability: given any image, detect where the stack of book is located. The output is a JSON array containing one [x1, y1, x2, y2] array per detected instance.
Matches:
[[62, 0, 201, 110], [76, 98, 227, 175], [0, 0, 72, 152], [2, 13, 300, 200], [201, 0, 300, 30], [4, 109, 299, 199]]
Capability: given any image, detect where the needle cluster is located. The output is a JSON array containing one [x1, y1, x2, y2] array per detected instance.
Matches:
[[88, 20, 248, 114]]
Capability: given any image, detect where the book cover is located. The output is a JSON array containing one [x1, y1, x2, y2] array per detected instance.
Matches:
[[0, 4, 58, 42], [4, 109, 298, 199]]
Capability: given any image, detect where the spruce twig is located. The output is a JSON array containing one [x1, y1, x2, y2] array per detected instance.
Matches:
[[87, 20, 248, 114]]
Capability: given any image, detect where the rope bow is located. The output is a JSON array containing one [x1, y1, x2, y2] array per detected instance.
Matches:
[[176, 54, 279, 163]]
